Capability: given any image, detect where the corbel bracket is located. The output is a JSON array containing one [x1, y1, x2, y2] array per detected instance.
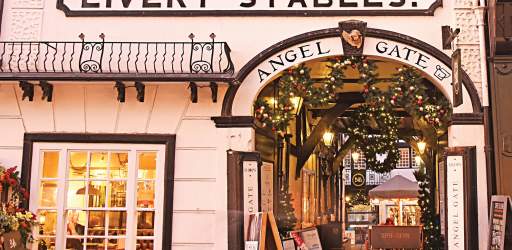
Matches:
[[114, 81, 126, 103], [39, 81, 53, 102], [19, 81, 34, 101]]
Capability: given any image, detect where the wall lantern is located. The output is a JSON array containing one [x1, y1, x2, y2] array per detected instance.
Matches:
[[351, 151, 361, 162], [322, 131, 335, 147], [290, 96, 303, 116], [417, 140, 427, 155], [414, 155, 423, 166]]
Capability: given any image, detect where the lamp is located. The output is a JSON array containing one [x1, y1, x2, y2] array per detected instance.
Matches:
[[417, 140, 427, 155], [414, 155, 423, 166], [322, 131, 335, 147], [290, 96, 303, 116], [351, 151, 361, 162]]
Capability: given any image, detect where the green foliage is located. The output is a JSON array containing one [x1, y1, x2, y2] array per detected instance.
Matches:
[[414, 168, 444, 250], [275, 184, 298, 236]]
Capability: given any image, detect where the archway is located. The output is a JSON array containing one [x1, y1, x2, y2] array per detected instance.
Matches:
[[221, 24, 484, 250]]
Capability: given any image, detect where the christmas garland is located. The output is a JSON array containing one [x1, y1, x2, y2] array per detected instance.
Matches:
[[253, 56, 452, 173], [347, 189, 370, 207], [414, 168, 444, 250], [346, 105, 400, 173]]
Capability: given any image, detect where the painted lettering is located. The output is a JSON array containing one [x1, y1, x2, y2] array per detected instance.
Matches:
[[364, 0, 382, 7], [167, 0, 186, 7], [240, 0, 255, 8], [284, 50, 298, 63], [376, 41, 388, 53], [314, 0, 332, 7], [316, 41, 330, 55], [258, 69, 271, 82], [298, 44, 314, 58], [340, 0, 357, 7], [402, 47, 417, 61], [288, 0, 307, 7], [144, 0, 161, 8], [389, 0, 405, 7], [269, 55, 285, 72], [416, 53, 430, 69], [82, 0, 100, 7], [388, 45, 401, 58]]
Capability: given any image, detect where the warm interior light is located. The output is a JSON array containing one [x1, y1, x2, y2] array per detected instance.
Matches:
[[417, 140, 427, 155], [39, 214, 46, 225], [345, 196, 351, 202], [322, 131, 335, 147], [415, 155, 423, 166], [290, 96, 303, 115], [351, 151, 360, 162]]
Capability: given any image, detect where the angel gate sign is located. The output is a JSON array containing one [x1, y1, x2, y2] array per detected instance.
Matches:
[[57, 0, 442, 16]]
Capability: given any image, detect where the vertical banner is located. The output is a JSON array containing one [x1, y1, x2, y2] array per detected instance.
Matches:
[[444, 147, 478, 250], [243, 160, 260, 234], [261, 162, 274, 212], [446, 155, 465, 250]]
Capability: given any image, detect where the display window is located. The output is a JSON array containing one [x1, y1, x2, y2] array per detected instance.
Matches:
[[29, 143, 166, 250]]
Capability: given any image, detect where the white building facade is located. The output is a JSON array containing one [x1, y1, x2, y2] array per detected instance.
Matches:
[[0, 0, 491, 249]]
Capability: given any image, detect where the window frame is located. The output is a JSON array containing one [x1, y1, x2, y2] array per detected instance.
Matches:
[[21, 133, 175, 250]]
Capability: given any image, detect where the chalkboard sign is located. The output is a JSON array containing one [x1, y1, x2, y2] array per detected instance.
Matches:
[[489, 195, 512, 250]]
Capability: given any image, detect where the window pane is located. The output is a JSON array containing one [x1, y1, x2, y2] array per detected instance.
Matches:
[[109, 181, 126, 208], [88, 211, 106, 236], [108, 238, 126, 249], [138, 152, 156, 179], [66, 210, 87, 236], [38, 210, 57, 236], [67, 181, 86, 208], [38, 237, 56, 250], [110, 152, 128, 179], [69, 151, 87, 179], [40, 181, 58, 207], [66, 238, 84, 250], [137, 211, 154, 236], [136, 239, 153, 250], [108, 211, 127, 236], [137, 181, 155, 208], [90, 152, 108, 179], [87, 181, 107, 208], [42, 151, 59, 178], [86, 238, 106, 250]]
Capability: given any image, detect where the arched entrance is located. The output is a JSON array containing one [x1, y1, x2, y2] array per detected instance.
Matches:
[[218, 23, 484, 250]]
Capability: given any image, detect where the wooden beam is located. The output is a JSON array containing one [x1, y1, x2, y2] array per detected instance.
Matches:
[[296, 102, 353, 177]]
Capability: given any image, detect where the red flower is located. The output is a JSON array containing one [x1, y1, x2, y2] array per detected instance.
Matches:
[[20, 222, 27, 228], [23, 190, 29, 199], [9, 179, 17, 186]]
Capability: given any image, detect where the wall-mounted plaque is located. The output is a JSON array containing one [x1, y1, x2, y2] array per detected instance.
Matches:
[[57, 0, 442, 17], [260, 162, 274, 212]]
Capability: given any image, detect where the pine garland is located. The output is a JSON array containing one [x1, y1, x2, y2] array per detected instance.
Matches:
[[347, 189, 370, 207], [346, 105, 400, 173], [414, 168, 444, 250], [275, 184, 298, 236]]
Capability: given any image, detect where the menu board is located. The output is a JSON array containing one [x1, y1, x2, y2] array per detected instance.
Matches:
[[489, 195, 512, 250]]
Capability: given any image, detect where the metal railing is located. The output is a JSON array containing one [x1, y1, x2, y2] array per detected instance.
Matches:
[[0, 33, 234, 80]]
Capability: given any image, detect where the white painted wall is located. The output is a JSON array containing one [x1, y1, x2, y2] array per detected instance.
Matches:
[[0, 83, 231, 249]]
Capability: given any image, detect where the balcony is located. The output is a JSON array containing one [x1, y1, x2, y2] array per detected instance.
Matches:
[[0, 33, 234, 81]]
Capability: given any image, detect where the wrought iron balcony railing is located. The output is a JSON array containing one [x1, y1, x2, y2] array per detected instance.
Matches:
[[0, 33, 234, 81]]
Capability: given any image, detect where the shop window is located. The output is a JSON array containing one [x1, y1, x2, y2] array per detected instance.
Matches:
[[29, 142, 169, 250]]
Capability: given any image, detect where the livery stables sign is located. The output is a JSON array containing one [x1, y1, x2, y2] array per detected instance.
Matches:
[[58, 0, 442, 16]]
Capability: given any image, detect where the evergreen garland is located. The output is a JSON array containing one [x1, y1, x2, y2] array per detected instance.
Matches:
[[275, 184, 298, 236], [414, 168, 444, 250], [345, 105, 400, 173], [347, 189, 370, 207]]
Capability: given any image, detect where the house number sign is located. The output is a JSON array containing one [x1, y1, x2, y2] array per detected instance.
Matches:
[[58, 0, 442, 16]]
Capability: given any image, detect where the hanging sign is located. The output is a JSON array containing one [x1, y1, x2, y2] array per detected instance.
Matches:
[[451, 49, 463, 107], [57, 0, 442, 16], [352, 169, 366, 187]]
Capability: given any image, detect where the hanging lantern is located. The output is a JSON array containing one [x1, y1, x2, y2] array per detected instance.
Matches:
[[290, 96, 303, 116], [417, 140, 427, 155], [351, 151, 361, 162], [415, 155, 423, 166], [322, 131, 335, 147]]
